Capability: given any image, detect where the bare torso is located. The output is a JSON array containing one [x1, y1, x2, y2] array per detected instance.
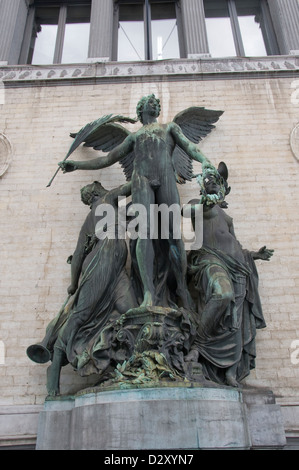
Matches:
[[132, 122, 175, 183], [203, 205, 245, 263]]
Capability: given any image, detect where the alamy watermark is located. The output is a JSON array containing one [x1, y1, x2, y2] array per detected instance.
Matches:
[[0, 341, 5, 365], [291, 80, 299, 106], [0, 80, 4, 105], [290, 340, 299, 365], [94, 198, 203, 250]]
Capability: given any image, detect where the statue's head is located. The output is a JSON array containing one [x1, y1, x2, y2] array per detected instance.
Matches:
[[136, 94, 161, 123], [202, 168, 223, 195], [197, 162, 230, 205], [80, 181, 108, 206]]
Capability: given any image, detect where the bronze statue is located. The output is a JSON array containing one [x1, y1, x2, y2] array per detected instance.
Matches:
[[28, 98, 274, 395], [186, 163, 274, 387], [58, 95, 223, 310], [31, 181, 138, 396]]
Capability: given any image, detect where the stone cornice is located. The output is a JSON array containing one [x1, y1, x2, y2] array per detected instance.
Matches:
[[0, 56, 298, 87]]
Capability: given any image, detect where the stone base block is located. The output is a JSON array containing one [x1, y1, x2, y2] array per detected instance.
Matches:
[[36, 385, 286, 450]]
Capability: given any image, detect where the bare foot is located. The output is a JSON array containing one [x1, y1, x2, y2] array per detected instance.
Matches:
[[225, 370, 239, 387], [140, 290, 154, 308]]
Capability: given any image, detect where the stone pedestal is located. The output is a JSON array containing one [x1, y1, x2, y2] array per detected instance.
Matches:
[[36, 385, 286, 450]]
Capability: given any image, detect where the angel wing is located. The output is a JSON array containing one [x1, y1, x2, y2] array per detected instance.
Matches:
[[70, 115, 137, 181], [69, 114, 136, 156], [47, 114, 137, 186], [172, 107, 224, 184]]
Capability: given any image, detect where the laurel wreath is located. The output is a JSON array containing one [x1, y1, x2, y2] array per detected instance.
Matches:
[[195, 167, 227, 206]]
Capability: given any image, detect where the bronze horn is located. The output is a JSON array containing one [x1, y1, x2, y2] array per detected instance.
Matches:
[[26, 337, 52, 364], [27, 294, 72, 364]]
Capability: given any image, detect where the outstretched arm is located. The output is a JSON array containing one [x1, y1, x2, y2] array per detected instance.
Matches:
[[251, 246, 274, 261], [59, 134, 135, 173]]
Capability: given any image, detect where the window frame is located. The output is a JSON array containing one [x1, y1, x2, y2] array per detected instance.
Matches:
[[18, 0, 281, 65], [20, 1, 92, 65], [112, 0, 184, 61], [204, 0, 279, 58]]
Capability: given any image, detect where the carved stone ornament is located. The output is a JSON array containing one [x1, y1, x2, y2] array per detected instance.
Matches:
[[0, 133, 12, 176], [290, 123, 299, 162]]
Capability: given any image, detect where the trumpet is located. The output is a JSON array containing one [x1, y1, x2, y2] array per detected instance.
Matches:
[[26, 336, 51, 364], [27, 294, 72, 364]]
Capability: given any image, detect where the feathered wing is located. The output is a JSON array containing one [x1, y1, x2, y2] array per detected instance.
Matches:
[[66, 114, 137, 181], [172, 107, 224, 184], [68, 114, 136, 156], [172, 146, 194, 184], [119, 150, 135, 181]]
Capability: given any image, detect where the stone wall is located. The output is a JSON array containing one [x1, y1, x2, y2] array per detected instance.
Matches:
[[0, 59, 298, 443]]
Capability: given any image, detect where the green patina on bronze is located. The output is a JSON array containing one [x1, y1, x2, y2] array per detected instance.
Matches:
[[27, 96, 273, 396]]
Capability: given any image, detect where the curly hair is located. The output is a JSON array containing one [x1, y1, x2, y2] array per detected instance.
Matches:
[[136, 94, 161, 123]]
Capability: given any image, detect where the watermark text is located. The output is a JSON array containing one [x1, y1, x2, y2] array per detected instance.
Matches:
[[290, 340, 299, 365], [0, 341, 5, 365], [291, 80, 299, 105], [94, 199, 203, 250]]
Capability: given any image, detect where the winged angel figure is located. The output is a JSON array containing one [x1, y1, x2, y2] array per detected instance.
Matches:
[[55, 94, 223, 309]]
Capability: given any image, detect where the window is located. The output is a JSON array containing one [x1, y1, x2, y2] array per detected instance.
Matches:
[[115, 0, 181, 61], [204, 1, 236, 57], [151, 3, 180, 60], [118, 3, 145, 61], [203, 0, 279, 57], [18, 0, 281, 65], [27, 2, 91, 65], [31, 7, 59, 64]]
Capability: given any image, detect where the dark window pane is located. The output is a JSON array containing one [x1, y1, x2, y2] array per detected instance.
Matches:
[[35, 6, 60, 25], [66, 5, 91, 23]]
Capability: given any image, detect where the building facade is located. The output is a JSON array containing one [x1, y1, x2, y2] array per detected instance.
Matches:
[[0, 0, 299, 449]]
